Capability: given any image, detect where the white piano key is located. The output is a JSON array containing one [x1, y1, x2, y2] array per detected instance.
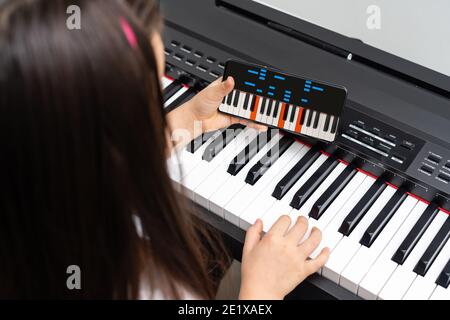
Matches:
[[317, 113, 328, 140], [301, 109, 310, 135], [182, 128, 251, 198], [258, 149, 327, 232], [282, 105, 292, 131], [164, 86, 189, 108], [162, 76, 173, 89], [403, 238, 450, 300], [208, 133, 282, 218], [290, 107, 300, 132], [309, 111, 321, 138], [272, 102, 282, 126], [194, 129, 259, 208], [239, 142, 310, 230], [323, 186, 397, 284], [231, 91, 241, 116], [255, 98, 264, 122], [429, 285, 450, 300], [340, 195, 418, 293], [224, 141, 302, 226], [308, 172, 368, 259], [378, 211, 448, 300], [244, 94, 253, 119], [237, 91, 247, 117], [357, 201, 428, 300]]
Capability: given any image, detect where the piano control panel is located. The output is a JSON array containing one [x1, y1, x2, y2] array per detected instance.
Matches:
[[337, 108, 425, 171]]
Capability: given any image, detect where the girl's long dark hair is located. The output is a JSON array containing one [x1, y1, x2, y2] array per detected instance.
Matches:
[[0, 0, 225, 299]]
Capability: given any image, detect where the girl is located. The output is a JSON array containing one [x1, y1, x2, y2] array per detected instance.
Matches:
[[0, 0, 329, 299]]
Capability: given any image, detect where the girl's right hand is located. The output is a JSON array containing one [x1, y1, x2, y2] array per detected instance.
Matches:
[[239, 215, 330, 300]]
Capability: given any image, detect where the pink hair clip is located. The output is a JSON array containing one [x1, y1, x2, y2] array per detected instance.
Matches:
[[120, 17, 138, 49]]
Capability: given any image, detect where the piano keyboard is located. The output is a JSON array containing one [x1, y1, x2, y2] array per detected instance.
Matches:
[[218, 60, 347, 142], [220, 89, 339, 142], [161, 75, 450, 300]]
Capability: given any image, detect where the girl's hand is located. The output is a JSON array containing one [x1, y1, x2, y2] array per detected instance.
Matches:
[[239, 216, 330, 300], [186, 77, 266, 132]]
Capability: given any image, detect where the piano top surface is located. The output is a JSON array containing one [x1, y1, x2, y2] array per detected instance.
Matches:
[[161, 0, 450, 147]]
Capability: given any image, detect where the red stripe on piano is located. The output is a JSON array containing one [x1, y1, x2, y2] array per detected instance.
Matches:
[[320, 150, 331, 157], [439, 207, 450, 215], [295, 107, 304, 133], [356, 168, 378, 179], [406, 192, 431, 205], [338, 159, 349, 165], [385, 182, 399, 189], [250, 96, 260, 121], [164, 75, 174, 81], [277, 103, 287, 128]]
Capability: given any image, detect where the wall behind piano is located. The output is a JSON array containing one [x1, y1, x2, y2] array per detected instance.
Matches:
[[253, 0, 450, 77]]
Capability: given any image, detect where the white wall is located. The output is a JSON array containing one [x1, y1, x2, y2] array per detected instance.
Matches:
[[253, 0, 450, 76]]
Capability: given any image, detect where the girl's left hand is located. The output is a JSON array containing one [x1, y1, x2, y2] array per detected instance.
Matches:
[[187, 77, 267, 132]]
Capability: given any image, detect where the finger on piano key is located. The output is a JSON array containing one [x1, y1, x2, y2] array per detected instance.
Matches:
[[338, 176, 387, 236], [272, 146, 321, 200], [322, 184, 397, 283], [310, 163, 357, 220], [360, 187, 408, 247], [392, 203, 440, 265], [413, 216, 450, 276], [378, 210, 448, 300], [224, 138, 300, 226], [339, 195, 418, 294], [194, 128, 259, 209], [309, 172, 371, 260], [357, 201, 428, 299], [289, 156, 339, 210], [209, 133, 281, 217], [239, 142, 309, 230], [289, 161, 348, 231], [403, 234, 450, 299]]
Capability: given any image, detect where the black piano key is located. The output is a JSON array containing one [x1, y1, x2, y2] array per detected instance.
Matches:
[[232, 90, 240, 108], [249, 94, 256, 112], [242, 93, 250, 110], [260, 98, 267, 115], [436, 258, 450, 288], [282, 104, 290, 121], [413, 217, 450, 276], [306, 110, 313, 127], [271, 146, 320, 200], [266, 99, 273, 116], [324, 114, 331, 132], [165, 89, 196, 113], [300, 108, 307, 125], [226, 91, 234, 105], [338, 177, 387, 236], [202, 123, 245, 162], [163, 81, 183, 103], [309, 164, 357, 220], [290, 156, 339, 209], [186, 130, 221, 153], [272, 102, 280, 119], [392, 203, 440, 265], [227, 131, 273, 176], [245, 136, 294, 185], [313, 112, 320, 129], [330, 116, 339, 134], [289, 106, 297, 123], [360, 188, 408, 247]]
